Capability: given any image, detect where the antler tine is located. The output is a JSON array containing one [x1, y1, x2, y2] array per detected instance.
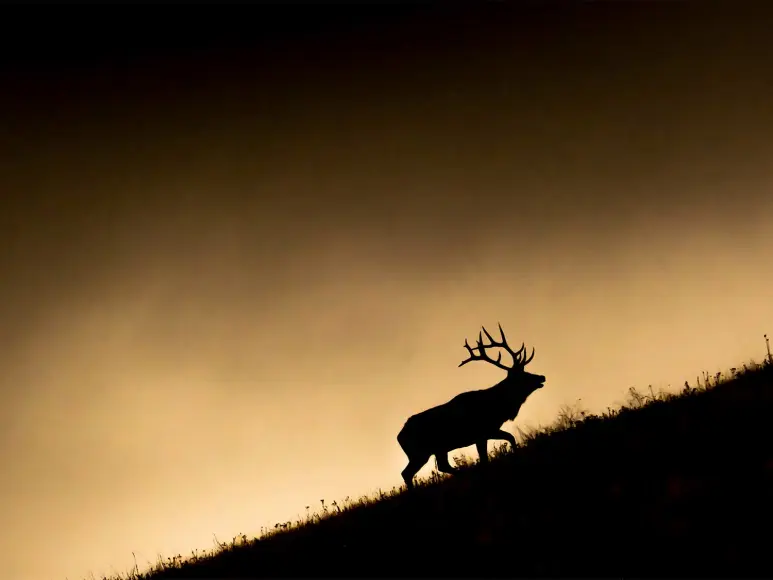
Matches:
[[493, 323, 524, 357], [516, 342, 526, 364], [482, 324, 530, 367], [459, 324, 535, 372], [478, 330, 502, 367], [513, 345, 535, 368], [458, 339, 474, 367], [458, 328, 511, 372], [481, 326, 497, 345], [497, 322, 507, 344], [459, 338, 485, 367]]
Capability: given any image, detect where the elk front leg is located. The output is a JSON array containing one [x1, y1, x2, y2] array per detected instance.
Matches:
[[476, 440, 489, 464], [492, 429, 517, 450], [435, 452, 459, 475]]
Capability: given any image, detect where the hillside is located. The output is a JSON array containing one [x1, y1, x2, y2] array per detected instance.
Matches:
[[111, 359, 773, 578]]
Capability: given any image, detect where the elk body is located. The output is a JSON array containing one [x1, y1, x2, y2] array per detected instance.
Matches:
[[397, 324, 546, 489]]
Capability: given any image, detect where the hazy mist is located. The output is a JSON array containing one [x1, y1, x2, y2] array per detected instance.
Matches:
[[2, 4, 772, 579]]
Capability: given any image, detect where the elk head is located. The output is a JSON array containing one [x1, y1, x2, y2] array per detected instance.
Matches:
[[458, 323, 546, 394]]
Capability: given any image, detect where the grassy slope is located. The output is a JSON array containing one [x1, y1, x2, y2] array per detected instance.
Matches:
[[115, 361, 773, 578]]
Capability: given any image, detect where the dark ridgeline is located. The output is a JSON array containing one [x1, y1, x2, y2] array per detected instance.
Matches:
[[397, 324, 546, 489]]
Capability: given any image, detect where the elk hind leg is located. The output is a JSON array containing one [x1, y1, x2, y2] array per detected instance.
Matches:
[[401, 454, 430, 490], [476, 440, 489, 464]]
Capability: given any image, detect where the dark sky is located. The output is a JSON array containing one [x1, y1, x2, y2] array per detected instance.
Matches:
[[2, 4, 773, 579]]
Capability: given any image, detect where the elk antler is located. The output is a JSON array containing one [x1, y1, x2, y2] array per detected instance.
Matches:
[[458, 323, 535, 371]]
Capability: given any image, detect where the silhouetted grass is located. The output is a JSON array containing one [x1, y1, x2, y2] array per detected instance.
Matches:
[[102, 358, 773, 578]]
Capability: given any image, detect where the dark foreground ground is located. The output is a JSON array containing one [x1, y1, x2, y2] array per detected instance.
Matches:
[[120, 361, 773, 578]]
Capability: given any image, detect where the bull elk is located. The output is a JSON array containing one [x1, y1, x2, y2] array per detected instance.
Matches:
[[397, 324, 546, 489]]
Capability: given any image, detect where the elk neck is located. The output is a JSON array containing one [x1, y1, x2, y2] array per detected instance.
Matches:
[[487, 377, 534, 421]]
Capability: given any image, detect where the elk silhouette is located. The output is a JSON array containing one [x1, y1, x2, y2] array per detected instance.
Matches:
[[397, 324, 546, 489]]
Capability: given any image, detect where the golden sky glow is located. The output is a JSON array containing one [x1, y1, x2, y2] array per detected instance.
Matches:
[[2, 5, 773, 579]]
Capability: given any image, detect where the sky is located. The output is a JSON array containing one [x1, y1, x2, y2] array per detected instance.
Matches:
[[2, 3, 773, 579]]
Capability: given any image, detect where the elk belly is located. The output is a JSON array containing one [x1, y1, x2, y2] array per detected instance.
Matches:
[[402, 406, 475, 453], [427, 415, 493, 452]]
